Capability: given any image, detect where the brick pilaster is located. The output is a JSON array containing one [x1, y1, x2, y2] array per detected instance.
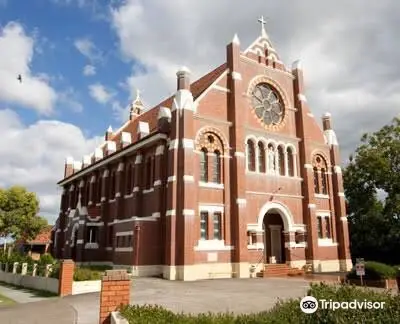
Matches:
[[226, 37, 248, 270], [58, 259, 75, 297], [132, 153, 143, 217], [99, 270, 130, 324]]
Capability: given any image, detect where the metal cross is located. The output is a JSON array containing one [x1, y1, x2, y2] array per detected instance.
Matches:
[[258, 16, 268, 36]]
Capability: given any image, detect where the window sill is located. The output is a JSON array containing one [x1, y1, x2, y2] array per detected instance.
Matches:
[[143, 188, 154, 194], [247, 243, 264, 250], [318, 239, 338, 247], [115, 247, 133, 252], [194, 239, 233, 251], [315, 194, 329, 199], [198, 182, 224, 189], [84, 243, 99, 249]]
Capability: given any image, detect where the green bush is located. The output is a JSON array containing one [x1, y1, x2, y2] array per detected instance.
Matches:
[[73, 267, 103, 281], [346, 261, 397, 280], [120, 283, 400, 324]]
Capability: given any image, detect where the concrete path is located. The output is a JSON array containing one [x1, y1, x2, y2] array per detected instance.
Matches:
[[0, 284, 49, 304]]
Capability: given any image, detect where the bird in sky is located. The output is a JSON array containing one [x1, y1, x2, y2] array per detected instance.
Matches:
[[17, 74, 22, 83]]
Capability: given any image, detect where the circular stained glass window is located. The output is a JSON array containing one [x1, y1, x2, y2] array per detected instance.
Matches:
[[251, 83, 283, 126]]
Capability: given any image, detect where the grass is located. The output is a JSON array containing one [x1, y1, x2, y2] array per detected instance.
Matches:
[[0, 293, 16, 306]]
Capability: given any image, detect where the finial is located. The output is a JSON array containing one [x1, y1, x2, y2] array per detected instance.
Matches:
[[323, 112, 331, 118], [177, 66, 191, 75], [107, 125, 113, 132], [258, 15, 268, 38], [292, 59, 302, 71], [232, 33, 240, 45], [135, 89, 141, 101]]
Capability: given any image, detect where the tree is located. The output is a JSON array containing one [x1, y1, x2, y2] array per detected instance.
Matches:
[[0, 186, 47, 242], [344, 117, 400, 264]]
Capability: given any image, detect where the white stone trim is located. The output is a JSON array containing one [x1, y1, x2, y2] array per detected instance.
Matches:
[[115, 192, 121, 198], [135, 154, 142, 164], [334, 165, 342, 174], [182, 139, 194, 149], [166, 210, 176, 216], [106, 247, 113, 251], [212, 85, 230, 93], [84, 243, 99, 249], [340, 217, 348, 221], [315, 194, 330, 199], [152, 212, 161, 218], [318, 238, 338, 247], [199, 205, 224, 213], [154, 180, 162, 186], [236, 198, 246, 205], [257, 201, 295, 232], [78, 220, 85, 225], [338, 192, 345, 197], [133, 186, 139, 192], [316, 211, 331, 217], [115, 247, 133, 252], [194, 240, 233, 251], [116, 231, 133, 236], [304, 164, 312, 169], [155, 145, 165, 156], [194, 70, 229, 106], [86, 222, 104, 226], [143, 188, 154, 194], [183, 209, 195, 216], [169, 139, 179, 150], [76, 239, 84, 245], [307, 112, 314, 117], [246, 191, 303, 199], [199, 182, 224, 189], [231, 71, 242, 80], [308, 203, 316, 209], [234, 152, 245, 157], [247, 242, 264, 250], [298, 94, 307, 102], [168, 176, 176, 182], [183, 175, 194, 182], [124, 193, 133, 199]]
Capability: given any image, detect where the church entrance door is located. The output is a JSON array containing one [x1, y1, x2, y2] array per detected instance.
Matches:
[[263, 212, 285, 264]]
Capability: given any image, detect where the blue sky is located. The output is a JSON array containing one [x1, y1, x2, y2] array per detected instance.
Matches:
[[0, 0, 399, 223]]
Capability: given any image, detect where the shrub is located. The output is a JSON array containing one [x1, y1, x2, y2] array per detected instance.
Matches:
[[119, 283, 400, 324], [346, 261, 397, 280], [73, 267, 103, 281]]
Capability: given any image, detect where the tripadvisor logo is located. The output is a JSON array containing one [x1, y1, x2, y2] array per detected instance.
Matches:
[[300, 296, 385, 313]]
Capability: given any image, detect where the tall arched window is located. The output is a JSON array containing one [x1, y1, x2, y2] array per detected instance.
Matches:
[[200, 148, 208, 182], [97, 173, 103, 203], [258, 142, 266, 173], [278, 146, 285, 176], [287, 147, 294, 177], [247, 140, 256, 171], [85, 180, 90, 205], [267, 144, 275, 172], [212, 150, 221, 183], [321, 168, 328, 194], [313, 167, 320, 193], [145, 157, 152, 189]]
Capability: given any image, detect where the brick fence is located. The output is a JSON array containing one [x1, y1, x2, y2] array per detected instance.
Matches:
[[58, 259, 75, 297], [99, 270, 130, 324]]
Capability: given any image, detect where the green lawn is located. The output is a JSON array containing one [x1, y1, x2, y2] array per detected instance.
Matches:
[[0, 293, 16, 307]]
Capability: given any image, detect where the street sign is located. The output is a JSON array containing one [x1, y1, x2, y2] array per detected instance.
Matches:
[[356, 258, 365, 277]]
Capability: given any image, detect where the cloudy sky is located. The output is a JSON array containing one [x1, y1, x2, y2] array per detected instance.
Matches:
[[0, 0, 398, 223]]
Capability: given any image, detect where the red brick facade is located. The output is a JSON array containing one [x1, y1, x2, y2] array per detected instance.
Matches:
[[53, 25, 352, 280]]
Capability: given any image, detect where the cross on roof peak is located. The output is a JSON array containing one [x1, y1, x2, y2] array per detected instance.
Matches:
[[258, 15, 268, 37]]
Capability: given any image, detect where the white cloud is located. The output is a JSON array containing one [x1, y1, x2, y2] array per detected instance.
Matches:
[[89, 83, 115, 104], [83, 64, 96, 76], [74, 37, 102, 62], [0, 22, 57, 115], [58, 87, 84, 113], [0, 108, 103, 223]]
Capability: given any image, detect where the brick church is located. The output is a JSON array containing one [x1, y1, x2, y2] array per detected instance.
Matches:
[[52, 18, 352, 280]]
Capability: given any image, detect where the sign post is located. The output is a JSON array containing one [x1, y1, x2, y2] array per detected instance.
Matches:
[[356, 258, 365, 286]]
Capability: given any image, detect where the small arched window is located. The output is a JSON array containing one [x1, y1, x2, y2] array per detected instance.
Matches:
[[267, 144, 275, 172], [287, 147, 294, 177], [313, 167, 320, 193], [278, 146, 285, 176], [212, 150, 221, 183], [258, 142, 266, 173], [321, 168, 328, 194], [200, 148, 208, 182], [247, 140, 256, 171], [110, 171, 116, 198]]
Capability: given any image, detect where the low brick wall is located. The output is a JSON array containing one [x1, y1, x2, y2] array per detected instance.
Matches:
[[0, 269, 59, 294], [344, 278, 397, 289]]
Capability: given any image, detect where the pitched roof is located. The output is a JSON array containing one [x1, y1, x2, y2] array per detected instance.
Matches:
[[18, 225, 53, 245]]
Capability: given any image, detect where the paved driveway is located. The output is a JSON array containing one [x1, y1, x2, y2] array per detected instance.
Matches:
[[0, 277, 312, 324]]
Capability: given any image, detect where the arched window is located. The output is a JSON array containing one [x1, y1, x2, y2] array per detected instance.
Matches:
[[145, 157, 152, 189], [247, 140, 256, 171], [110, 171, 116, 198], [258, 142, 266, 173], [278, 146, 285, 176], [313, 167, 320, 193], [321, 168, 328, 194], [212, 150, 221, 183], [200, 148, 208, 182], [267, 144, 275, 172], [85, 181, 90, 205], [287, 147, 294, 177]]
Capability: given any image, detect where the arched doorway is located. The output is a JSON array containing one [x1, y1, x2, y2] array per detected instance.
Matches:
[[257, 202, 294, 265], [263, 213, 286, 264]]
